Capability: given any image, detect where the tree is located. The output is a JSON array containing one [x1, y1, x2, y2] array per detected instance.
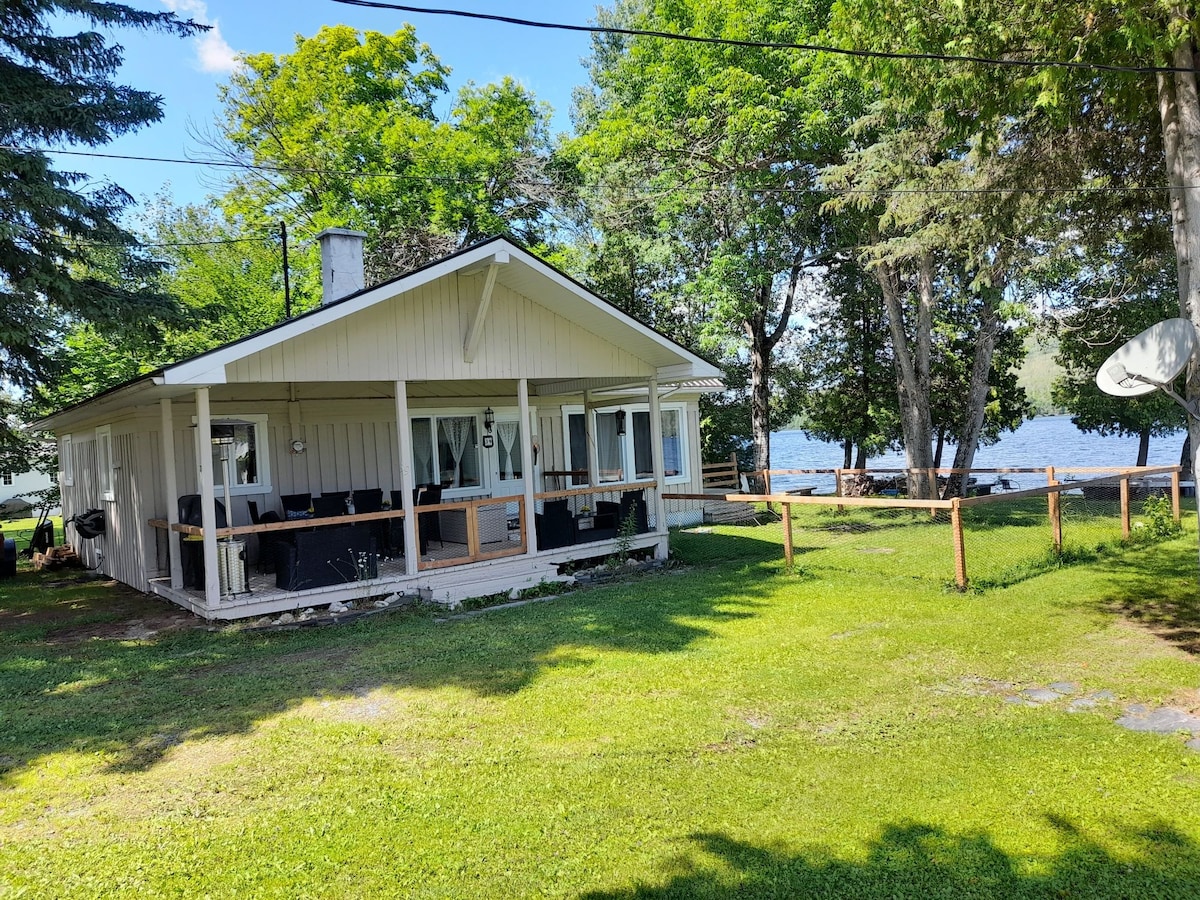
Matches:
[[573, 0, 864, 471], [213, 26, 561, 279], [827, 0, 1200, 480], [0, 0, 203, 392]]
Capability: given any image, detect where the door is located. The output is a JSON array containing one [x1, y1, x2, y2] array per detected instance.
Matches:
[[490, 419, 526, 499]]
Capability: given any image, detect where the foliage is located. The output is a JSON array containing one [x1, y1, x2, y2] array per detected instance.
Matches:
[[215, 25, 562, 279], [572, 0, 866, 470], [0, 0, 202, 391], [3, 519, 1200, 894], [1139, 494, 1182, 540]]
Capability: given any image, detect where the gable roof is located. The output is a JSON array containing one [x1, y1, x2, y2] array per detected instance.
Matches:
[[34, 236, 723, 431]]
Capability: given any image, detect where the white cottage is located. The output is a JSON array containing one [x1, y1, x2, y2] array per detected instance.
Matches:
[[35, 234, 724, 619]]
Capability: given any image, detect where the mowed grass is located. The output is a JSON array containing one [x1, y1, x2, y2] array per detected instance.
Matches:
[[2, 520, 1200, 897]]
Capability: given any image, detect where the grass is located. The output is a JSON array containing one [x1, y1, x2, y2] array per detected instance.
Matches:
[[2, 518, 1200, 897]]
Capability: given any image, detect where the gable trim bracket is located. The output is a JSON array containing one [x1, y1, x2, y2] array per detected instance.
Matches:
[[463, 250, 509, 364]]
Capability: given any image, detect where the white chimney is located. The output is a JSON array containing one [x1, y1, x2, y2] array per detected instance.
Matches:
[[316, 228, 367, 304]]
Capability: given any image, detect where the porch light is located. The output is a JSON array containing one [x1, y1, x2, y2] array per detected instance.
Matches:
[[615, 409, 627, 436], [483, 407, 495, 433]]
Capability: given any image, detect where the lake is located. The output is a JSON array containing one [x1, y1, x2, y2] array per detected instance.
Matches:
[[768, 415, 1187, 493]]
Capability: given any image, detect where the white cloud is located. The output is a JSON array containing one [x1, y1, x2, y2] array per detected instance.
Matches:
[[161, 0, 241, 74], [196, 22, 239, 74]]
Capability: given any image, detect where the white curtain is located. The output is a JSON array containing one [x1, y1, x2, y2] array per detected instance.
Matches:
[[441, 416, 473, 487], [496, 421, 519, 480], [412, 418, 433, 485], [661, 410, 681, 476]]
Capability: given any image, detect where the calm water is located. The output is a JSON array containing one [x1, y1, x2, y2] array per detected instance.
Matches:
[[769, 415, 1187, 493]]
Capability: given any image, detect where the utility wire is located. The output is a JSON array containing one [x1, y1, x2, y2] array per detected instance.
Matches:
[[1, 144, 483, 183], [329, 0, 1195, 76]]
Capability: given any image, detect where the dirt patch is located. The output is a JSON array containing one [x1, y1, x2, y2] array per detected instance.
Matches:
[[45, 609, 205, 644]]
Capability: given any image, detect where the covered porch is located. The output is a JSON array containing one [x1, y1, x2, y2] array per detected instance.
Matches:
[[146, 375, 673, 620]]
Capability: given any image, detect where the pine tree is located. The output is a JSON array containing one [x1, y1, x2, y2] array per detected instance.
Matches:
[[0, 1, 203, 392]]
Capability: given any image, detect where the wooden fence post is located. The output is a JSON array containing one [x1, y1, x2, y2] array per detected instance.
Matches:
[[835, 467, 844, 513], [1120, 477, 1131, 539], [951, 498, 967, 590], [764, 469, 773, 515], [1046, 467, 1062, 554], [1172, 469, 1182, 524], [782, 501, 794, 569]]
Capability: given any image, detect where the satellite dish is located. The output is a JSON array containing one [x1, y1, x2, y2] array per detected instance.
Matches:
[[1095, 318, 1197, 397]]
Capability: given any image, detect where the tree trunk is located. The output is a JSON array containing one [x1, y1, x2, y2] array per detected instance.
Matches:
[[944, 291, 1001, 498], [1137, 428, 1151, 467], [875, 258, 936, 498], [749, 325, 772, 473], [854, 443, 867, 470], [843, 438, 853, 469], [933, 429, 945, 468], [745, 258, 806, 474], [1182, 433, 1193, 478], [1159, 20, 1200, 494]]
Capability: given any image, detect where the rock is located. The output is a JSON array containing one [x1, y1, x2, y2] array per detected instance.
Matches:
[[254, 617, 273, 627], [1048, 682, 1079, 694], [1187, 737, 1200, 753], [626, 557, 640, 567], [327, 601, 348, 614], [1022, 688, 1064, 704], [373, 599, 391, 608], [509, 587, 522, 600], [1116, 706, 1200, 735], [275, 613, 295, 625], [298, 607, 315, 621]]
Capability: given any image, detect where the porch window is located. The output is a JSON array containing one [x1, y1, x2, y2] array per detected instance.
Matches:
[[208, 416, 271, 495], [96, 425, 114, 501], [563, 404, 688, 484], [1, 473, 11, 486], [60, 435, 73, 487], [495, 421, 523, 481], [412, 415, 481, 490]]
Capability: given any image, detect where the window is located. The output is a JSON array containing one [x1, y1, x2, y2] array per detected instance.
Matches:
[[0, 473, 11, 486], [60, 435, 74, 487], [412, 414, 481, 491], [563, 404, 688, 484], [96, 425, 114, 501], [207, 416, 271, 495], [495, 420, 523, 481]]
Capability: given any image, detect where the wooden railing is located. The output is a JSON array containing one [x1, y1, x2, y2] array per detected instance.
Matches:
[[417, 496, 526, 571]]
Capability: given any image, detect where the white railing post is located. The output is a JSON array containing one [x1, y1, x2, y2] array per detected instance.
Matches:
[[648, 375, 669, 558], [394, 380, 419, 575], [160, 398, 183, 589], [519, 378, 539, 554], [194, 387, 221, 611]]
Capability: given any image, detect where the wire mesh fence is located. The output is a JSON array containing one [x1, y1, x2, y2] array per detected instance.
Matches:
[[673, 465, 1189, 590]]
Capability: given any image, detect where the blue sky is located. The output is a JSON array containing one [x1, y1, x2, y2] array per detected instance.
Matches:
[[70, 1, 599, 211]]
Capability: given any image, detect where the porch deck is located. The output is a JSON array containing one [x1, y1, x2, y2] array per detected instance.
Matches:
[[147, 530, 665, 621]]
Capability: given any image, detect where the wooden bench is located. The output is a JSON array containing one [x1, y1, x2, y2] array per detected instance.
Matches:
[[784, 486, 817, 496]]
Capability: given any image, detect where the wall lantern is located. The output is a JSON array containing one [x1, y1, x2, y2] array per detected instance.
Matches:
[[615, 409, 627, 436], [483, 407, 495, 433]]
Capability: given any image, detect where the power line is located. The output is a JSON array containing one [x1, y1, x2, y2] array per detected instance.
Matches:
[[0, 144, 488, 184], [329, 0, 1194, 76]]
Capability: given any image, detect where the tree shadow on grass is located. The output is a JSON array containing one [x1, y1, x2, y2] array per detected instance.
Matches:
[[1091, 539, 1200, 654], [583, 819, 1200, 899], [0, 555, 777, 778]]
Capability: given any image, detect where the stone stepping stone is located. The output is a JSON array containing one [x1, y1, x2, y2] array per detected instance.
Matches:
[[1115, 706, 1200, 735], [1022, 687, 1065, 704], [1048, 682, 1079, 694], [1067, 691, 1116, 712]]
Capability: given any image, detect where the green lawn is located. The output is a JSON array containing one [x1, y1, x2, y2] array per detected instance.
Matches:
[[2, 518, 1200, 898]]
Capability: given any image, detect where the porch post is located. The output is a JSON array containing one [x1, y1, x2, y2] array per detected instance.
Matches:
[[584, 389, 599, 487], [394, 380, 419, 575], [194, 387, 221, 611], [518, 378, 538, 554], [647, 375, 669, 558], [159, 398, 183, 589]]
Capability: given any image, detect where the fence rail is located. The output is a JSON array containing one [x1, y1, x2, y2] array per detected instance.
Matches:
[[681, 464, 1183, 589]]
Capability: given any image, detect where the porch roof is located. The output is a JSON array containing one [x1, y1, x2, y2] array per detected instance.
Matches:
[[35, 237, 724, 433]]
